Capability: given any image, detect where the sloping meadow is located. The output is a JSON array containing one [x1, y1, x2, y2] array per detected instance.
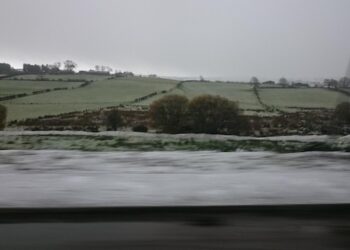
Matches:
[[1, 77, 177, 121]]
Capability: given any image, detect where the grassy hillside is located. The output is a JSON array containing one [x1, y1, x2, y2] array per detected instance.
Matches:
[[2, 75, 349, 122], [259, 88, 350, 110], [140, 81, 264, 111], [2, 77, 178, 121], [0, 80, 82, 97]]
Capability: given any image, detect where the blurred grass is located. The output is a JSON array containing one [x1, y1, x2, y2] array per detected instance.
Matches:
[[0, 134, 348, 152]]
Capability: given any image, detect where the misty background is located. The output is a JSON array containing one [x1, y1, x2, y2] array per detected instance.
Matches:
[[1, 0, 350, 81]]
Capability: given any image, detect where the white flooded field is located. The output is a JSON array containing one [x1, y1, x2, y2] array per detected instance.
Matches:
[[0, 150, 349, 207]]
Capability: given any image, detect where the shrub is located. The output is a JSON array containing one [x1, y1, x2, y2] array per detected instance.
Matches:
[[132, 124, 148, 133], [0, 104, 7, 130], [86, 126, 99, 132], [188, 95, 240, 134], [149, 95, 189, 133], [105, 109, 123, 131], [334, 102, 350, 124]]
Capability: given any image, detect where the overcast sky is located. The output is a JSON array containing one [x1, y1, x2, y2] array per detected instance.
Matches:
[[1, 0, 350, 81]]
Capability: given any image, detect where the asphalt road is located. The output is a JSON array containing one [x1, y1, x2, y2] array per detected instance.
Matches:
[[0, 205, 349, 249]]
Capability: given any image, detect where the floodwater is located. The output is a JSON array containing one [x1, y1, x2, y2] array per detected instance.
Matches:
[[0, 150, 349, 207]]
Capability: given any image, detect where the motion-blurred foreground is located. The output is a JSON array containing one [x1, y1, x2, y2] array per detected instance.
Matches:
[[0, 150, 349, 207]]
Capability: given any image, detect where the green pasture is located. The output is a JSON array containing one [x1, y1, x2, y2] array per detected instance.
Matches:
[[0, 80, 82, 97], [2, 77, 177, 121], [259, 88, 350, 110], [2, 75, 349, 122], [140, 81, 263, 110]]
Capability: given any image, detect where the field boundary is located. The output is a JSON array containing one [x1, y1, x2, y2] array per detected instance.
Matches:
[[325, 87, 350, 97], [129, 80, 189, 105], [253, 85, 281, 112], [0, 80, 92, 102]]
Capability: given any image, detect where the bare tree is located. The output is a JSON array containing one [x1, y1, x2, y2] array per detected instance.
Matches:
[[278, 77, 289, 85], [324, 79, 338, 89], [339, 77, 350, 88], [94, 65, 112, 73], [54, 62, 61, 69], [64, 60, 77, 72], [47, 62, 61, 73], [106, 66, 113, 73], [250, 76, 259, 85]]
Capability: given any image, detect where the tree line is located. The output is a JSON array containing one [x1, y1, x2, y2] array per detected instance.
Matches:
[[250, 76, 350, 88], [324, 78, 350, 89], [0, 60, 77, 75], [0, 60, 140, 77]]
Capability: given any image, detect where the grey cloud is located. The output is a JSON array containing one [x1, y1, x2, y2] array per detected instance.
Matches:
[[1, 0, 350, 81]]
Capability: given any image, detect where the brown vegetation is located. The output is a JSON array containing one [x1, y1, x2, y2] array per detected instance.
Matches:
[[149, 95, 189, 133], [11, 108, 149, 132], [104, 109, 123, 131], [188, 95, 242, 134], [0, 104, 6, 130], [149, 95, 247, 135], [334, 102, 350, 124], [7, 101, 350, 136]]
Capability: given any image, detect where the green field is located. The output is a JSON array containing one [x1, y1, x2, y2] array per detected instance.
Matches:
[[340, 88, 350, 95], [140, 81, 263, 110], [0, 80, 82, 97], [7, 74, 109, 81], [1, 75, 349, 122], [259, 88, 350, 110], [2, 77, 178, 121]]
